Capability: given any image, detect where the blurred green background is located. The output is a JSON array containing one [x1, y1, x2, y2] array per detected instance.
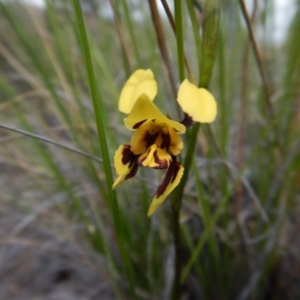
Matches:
[[0, 0, 299, 299]]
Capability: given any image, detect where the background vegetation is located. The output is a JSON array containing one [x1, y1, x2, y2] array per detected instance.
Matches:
[[0, 0, 299, 299]]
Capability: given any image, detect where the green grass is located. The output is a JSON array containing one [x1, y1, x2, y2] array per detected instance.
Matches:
[[0, 0, 300, 299]]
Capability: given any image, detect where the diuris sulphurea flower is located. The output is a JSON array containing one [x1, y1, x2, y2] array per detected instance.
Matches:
[[113, 69, 217, 216]]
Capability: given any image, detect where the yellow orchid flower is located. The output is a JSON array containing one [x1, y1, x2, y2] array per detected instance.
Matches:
[[113, 69, 217, 216]]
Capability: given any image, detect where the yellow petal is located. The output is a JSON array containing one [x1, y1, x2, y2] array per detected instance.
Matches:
[[124, 94, 186, 133], [147, 161, 184, 216], [168, 126, 183, 155], [130, 120, 152, 155], [138, 144, 171, 169], [112, 145, 139, 189], [177, 79, 217, 123], [119, 69, 157, 114]]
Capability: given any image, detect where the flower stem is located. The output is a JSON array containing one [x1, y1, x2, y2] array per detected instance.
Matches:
[[72, 1, 136, 298], [170, 205, 181, 300], [148, 0, 177, 99], [174, 0, 185, 81], [170, 124, 201, 300], [171, 1, 220, 296]]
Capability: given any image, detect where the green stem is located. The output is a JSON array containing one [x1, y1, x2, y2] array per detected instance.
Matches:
[[174, 0, 185, 81], [170, 124, 201, 300], [170, 2, 186, 299], [173, 124, 201, 208], [72, 0, 114, 209], [120, 0, 142, 66], [186, 0, 202, 81], [171, 0, 220, 293], [72, 1, 136, 298], [170, 206, 181, 300]]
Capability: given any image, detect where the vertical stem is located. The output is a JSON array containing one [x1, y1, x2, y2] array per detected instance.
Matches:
[[170, 206, 181, 300], [148, 0, 177, 99], [170, 124, 201, 300], [160, 0, 195, 82], [186, 0, 202, 82], [72, 1, 136, 298], [236, 0, 257, 218], [235, 44, 250, 216], [239, 0, 282, 156], [72, 0, 114, 201], [174, 0, 185, 81], [171, 2, 184, 299], [120, 0, 142, 66], [108, 0, 133, 73], [238, 0, 272, 112]]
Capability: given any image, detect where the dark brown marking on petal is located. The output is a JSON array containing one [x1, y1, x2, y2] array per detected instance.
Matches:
[[181, 113, 195, 127], [152, 150, 169, 169], [125, 160, 139, 180], [160, 133, 170, 150], [122, 145, 138, 168], [137, 147, 151, 166], [155, 156, 178, 197], [145, 131, 159, 148], [171, 162, 181, 183], [133, 119, 147, 129]]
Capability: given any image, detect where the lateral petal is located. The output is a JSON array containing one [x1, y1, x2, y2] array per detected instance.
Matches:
[[168, 126, 183, 156], [112, 145, 139, 189], [119, 69, 157, 114], [177, 79, 217, 123], [147, 159, 184, 216], [124, 94, 186, 133]]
